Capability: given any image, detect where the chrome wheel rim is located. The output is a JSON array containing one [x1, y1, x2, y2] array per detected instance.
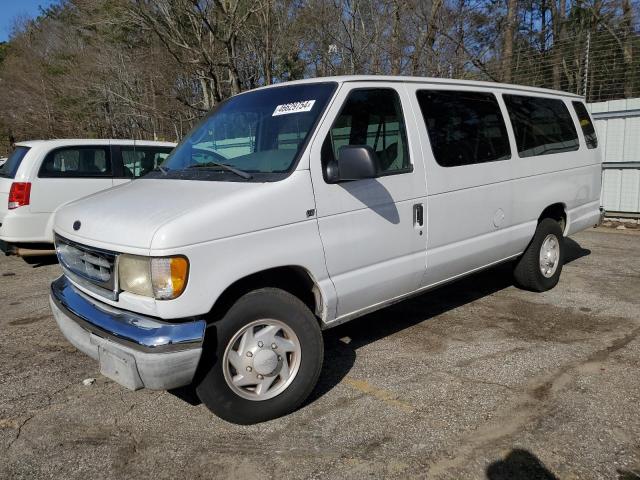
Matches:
[[539, 234, 560, 278], [222, 319, 301, 401]]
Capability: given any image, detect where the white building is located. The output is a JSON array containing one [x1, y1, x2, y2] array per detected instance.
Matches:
[[589, 99, 640, 218]]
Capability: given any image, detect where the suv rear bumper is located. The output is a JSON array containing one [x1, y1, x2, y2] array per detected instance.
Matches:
[[50, 275, 206, 390]]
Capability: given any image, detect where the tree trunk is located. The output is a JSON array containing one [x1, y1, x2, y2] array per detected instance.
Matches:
[[502, 0, 517, 82], [391, 1, 402, 75]]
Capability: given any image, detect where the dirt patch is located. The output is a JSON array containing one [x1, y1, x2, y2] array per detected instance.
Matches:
[[8, 314, 50, 326]]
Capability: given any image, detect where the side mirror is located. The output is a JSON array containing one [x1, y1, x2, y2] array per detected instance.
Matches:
[[325, 145, 380, 183]]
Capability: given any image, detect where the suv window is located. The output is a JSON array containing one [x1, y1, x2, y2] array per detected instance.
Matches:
[[572, 101, 598, 149], [39, 147, 112, 178], [416, 90, 511, 167], [120, 146, 172, 177], [0, 146, 30, 178], [503, 95, 579, 158], [322, 88, 411, 177]]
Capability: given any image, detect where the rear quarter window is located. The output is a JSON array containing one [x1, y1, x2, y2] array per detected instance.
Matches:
[[572, 101, 598, 149], [503, 95, 579, 158], [0, 146, 31, 178]]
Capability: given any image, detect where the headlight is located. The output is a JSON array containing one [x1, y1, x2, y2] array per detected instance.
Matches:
[[118, 255, 188, 300]]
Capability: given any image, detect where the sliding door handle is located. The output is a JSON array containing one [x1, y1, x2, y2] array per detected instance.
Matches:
[[413, 203, 424, 227]]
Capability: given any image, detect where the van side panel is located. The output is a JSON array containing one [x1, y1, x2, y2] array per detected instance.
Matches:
[[407, 84, 519, 285], [410, 85, 602, 288], [507, 96, 602, 248]]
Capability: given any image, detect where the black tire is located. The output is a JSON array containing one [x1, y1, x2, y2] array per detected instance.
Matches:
[[513, 218, 565, 292], [196, 288, 323, 424]]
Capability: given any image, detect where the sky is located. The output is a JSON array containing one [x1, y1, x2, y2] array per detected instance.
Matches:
[[0, 0, 59, 42]]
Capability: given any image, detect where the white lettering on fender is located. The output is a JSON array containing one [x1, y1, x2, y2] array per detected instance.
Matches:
[[272, 100, 316, 116]]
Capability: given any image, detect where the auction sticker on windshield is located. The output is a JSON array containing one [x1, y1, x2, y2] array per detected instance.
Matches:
[[272, 100, 316, 116]]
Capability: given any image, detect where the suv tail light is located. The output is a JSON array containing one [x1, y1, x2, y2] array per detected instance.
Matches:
[[8, 182, 31, 209]]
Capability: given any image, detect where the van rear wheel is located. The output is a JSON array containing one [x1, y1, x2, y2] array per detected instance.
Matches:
[[196, 288, 323, 424], [513, 218, 565, 292]]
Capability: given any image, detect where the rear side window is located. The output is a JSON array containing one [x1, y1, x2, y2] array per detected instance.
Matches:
[[572, 101, 598, 149], [0, 146, 30, 178], [503, 95, 579, 158], [120, 146, 173, 177], [416, 90, 511, 167], [39, 147, 112, 178], [322, 88, 411, 177]]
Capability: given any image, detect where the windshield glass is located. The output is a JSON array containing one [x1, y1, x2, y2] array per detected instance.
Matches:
[[148, 82, 336, 181], [0, 146, 30, 178]]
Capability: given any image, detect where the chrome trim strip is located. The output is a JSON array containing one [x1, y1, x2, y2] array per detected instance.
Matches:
[[61, 266, 119, 301], [51, 276, 206, 353]]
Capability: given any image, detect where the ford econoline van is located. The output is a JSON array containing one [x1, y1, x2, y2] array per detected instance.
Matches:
[[0, 139, 175, 255], [48, 77, 603, 424]]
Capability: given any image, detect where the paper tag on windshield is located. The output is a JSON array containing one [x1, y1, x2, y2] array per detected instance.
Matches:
[[272, 100, 316, 116]]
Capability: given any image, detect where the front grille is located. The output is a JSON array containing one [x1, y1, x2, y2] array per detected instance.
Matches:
[[55, 235, 118, 300]]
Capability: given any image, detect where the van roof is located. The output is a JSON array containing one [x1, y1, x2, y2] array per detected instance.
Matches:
[[252, 75, 584, 99], [14, 139, 176, 149]]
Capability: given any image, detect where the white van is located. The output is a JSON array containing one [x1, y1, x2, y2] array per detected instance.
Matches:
[[48, 76, 603, 424], [0, 139, 175, 255]]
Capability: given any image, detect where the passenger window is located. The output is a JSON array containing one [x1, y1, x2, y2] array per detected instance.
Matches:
[[39, 147, 112, 178], [322, 88, 411, 177], [503, 95, 579, 158], [121, 147, 172, 177], [572, 101, 598, 149], [416, 90, 511, 167]]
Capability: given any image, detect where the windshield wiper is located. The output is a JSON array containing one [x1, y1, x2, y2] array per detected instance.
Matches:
[[188, 161, 253, 179]]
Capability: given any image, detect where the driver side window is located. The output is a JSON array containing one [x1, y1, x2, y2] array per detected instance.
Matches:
[[321, 88, 411, 179]]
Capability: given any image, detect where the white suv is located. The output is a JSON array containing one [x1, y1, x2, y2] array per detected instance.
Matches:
[[0, 139, 175, 255]]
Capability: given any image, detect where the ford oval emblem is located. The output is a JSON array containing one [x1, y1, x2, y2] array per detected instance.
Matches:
[[73, 220, 81, 231]]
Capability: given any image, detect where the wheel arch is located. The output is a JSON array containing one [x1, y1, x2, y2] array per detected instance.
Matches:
[[538, 202, 567, 235], [207, 265, 324, 324]]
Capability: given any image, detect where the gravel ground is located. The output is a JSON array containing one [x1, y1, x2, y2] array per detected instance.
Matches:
[[0, 226, 639, 480]]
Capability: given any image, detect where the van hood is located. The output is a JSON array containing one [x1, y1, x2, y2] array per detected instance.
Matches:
[[54, 172, 314, 251]]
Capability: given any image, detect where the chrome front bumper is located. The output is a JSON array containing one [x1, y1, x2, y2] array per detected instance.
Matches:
[[50, 275, 206, 390]]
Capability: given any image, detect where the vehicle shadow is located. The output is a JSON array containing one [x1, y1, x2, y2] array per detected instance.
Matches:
[[306, 236, 590, 405], [173, 237, 590, 411], [486, 448, 559, 479], [23, 255, 59, 268]]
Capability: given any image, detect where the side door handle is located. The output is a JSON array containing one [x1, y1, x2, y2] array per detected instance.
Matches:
[[413, 203, 424, 227]]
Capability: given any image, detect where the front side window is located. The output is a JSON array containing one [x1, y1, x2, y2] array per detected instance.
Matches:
[[572, 101, 598, 149], [503, 95, 579, 158], [121, 147, 173, 177], [0, 146, 30, 178], [322, 88, 411, 177], [416, 90, 511, 167], [153, 83, 336, 181], [39, 147, 112, 178]]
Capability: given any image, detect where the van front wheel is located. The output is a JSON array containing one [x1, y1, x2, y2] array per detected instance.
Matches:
[[196, 288, 323, 424], [513, 218, 565, 292]]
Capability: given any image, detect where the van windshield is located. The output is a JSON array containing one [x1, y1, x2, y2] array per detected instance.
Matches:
[[149, 83, 336, 182], [0, 146, 30, 178]]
